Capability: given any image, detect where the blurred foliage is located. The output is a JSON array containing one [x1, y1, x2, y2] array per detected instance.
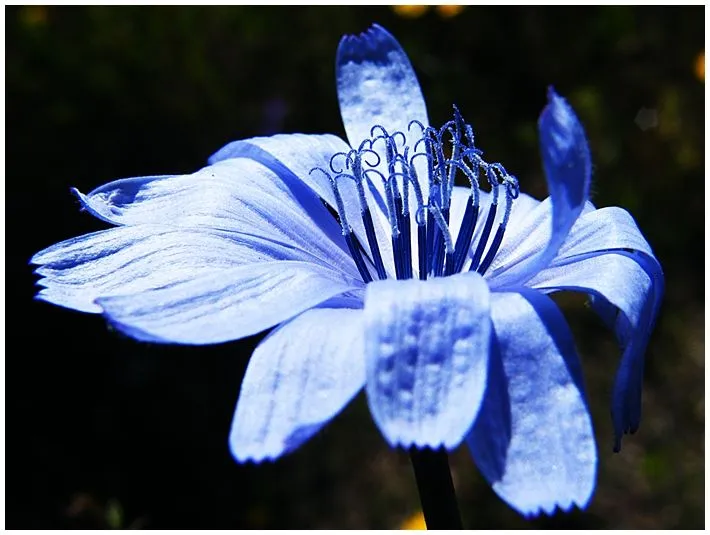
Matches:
[[7, 5, 704, 529]]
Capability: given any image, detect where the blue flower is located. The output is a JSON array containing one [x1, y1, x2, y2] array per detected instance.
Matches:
[[30, 24, 663, 516]]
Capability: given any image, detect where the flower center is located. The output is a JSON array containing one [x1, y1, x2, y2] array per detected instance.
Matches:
[[311, 107, 520, 283]]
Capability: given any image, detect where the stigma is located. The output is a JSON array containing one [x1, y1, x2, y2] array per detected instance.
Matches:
[[311, 107, 520, 283]]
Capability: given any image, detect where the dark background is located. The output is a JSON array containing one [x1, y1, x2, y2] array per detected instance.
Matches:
[[7, 5, 704, 529]]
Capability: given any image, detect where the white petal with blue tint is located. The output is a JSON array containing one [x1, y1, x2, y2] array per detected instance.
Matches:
[[31, 224, 319, 313], [230, 307, 365, 462], [468, 290, 597, 516], [486, 197, 595, 289], [75, 157, 359, 279], [493, 88, 592, 285], [210, 133, 393, 273], [364, 272, 490, 449], [530, 252, 662, 448], [97, 261, 363, 345], [512, 206, 662, 449], [336, 24, 430, 202], [336, 24, 428, 151]]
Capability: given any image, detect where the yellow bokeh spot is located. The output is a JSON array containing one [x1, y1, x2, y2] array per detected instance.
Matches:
[[19, 5, 48, 27], [694, 50, 704, 82], [436, 5, 466, 18], [392, 5, 430, 18], [400, 510, 427, 530]]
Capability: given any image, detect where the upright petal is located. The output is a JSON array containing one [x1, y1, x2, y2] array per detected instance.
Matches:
[[96, 261, 363, 345], [336, 24, 430, 206], [364, 272, 490, 449], [467, 289, 597, 516], [230, 307, 365, 462], [30, 224, 324, 313], [336, 24, 428, 150], [526, 207, 663, 450], [539, 87, 591, 247], [491, 88, 592, 285]]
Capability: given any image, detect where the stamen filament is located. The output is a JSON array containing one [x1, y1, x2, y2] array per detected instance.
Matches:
[[417, 219, 427, 280], [431, 207, 450, 277], [362, 206, 388, 279], [345, 232, 373, 283], [476, 223, 505, 275], [449, 200, 479, 275], [469, 202, 497, 272], [317, 107, 518, 284]]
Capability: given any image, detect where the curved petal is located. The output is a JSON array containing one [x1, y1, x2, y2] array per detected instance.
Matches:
[[31, 224, 319, 313], [74, 157, 359, 279], [209, 133, 393, 274], [489, 89, 591, 286], [96, 261, 363, 345], [467, 289, 597, 516], [525, 212, 662, 450], [486, 199, 601, 289], [230, 307, 365, 462], [364, 272, 490, 449], [538, 88, 591, 252]]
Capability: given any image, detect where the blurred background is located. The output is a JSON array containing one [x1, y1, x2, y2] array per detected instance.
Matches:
[[6, 5, 704, 529]]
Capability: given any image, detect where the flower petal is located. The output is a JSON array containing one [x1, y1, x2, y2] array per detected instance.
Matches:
[[492, 88, 592, 285], [467, 289, 597, 516], [73, 157, 360, 279], [364, 272, 491, 449], [526, 207, 663, 450], [486, 198, 595, 289], [230, 307, 365, 462], [209, 133, 394, 274], [31, 224, 317, 313], [539, 87, 591, 245], [96, 261, 363, 345], [336, 24, 428, 151], [336, 24, 431, 205]]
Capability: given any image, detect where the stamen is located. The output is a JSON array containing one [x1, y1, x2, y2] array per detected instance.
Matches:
[[417, 211, 427, 280], [425, 185, 438, 275], [407, 150, 430, 281], [319, 106, 518, 284], [469, 200, 497, 272], [428, 204, 455, 255], [431, 207, 449, 277], [345, 232, 373, 283], [350, 152, 388, 280], [477, 170, 519, 275], [445, 158, 481, 274], [447, 200, 478, 275], [362, 206, 388, 280], [389, 173, 413, 280], [310, 167, 372, 283]]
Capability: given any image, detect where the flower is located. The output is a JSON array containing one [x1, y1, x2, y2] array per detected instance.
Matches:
[[30, 24, 663, 516]]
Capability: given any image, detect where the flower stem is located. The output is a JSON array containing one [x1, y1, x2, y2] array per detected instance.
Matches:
[[408, 448, 463, 529]]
